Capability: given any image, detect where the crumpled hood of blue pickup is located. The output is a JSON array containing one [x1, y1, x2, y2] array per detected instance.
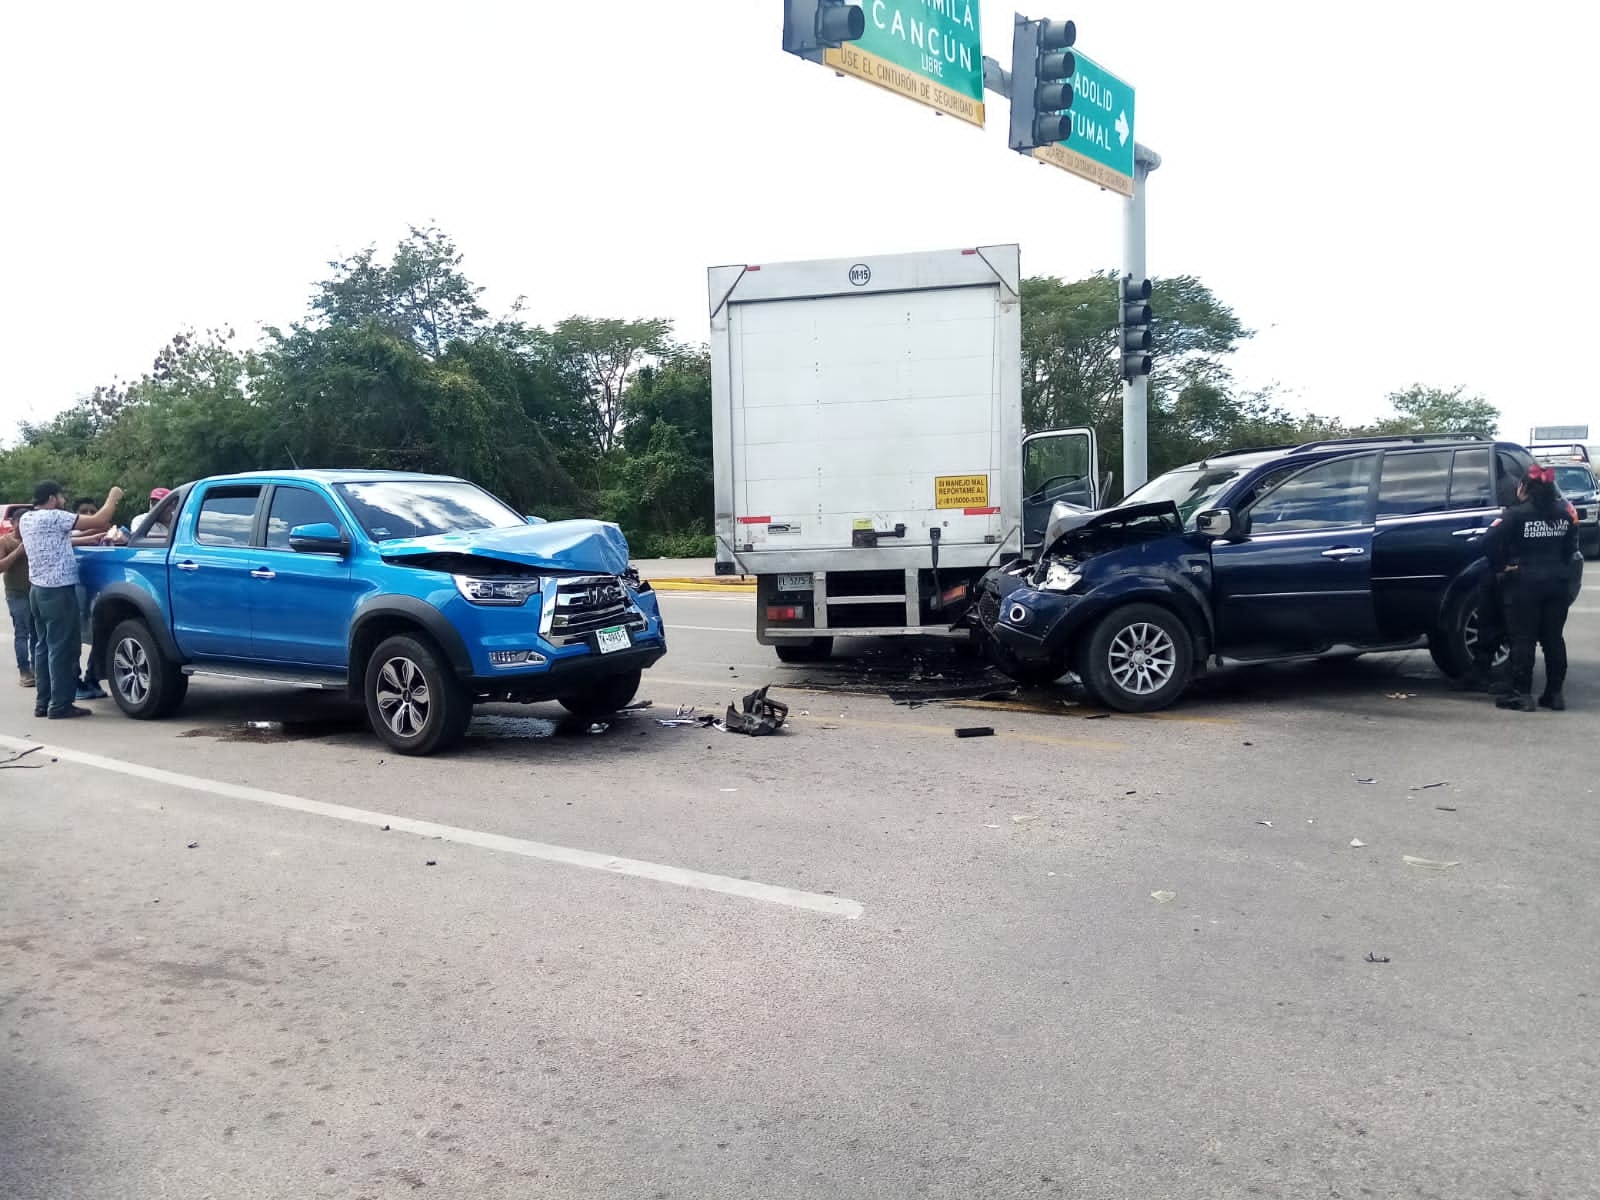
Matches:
[[378, 519, 632, 575]]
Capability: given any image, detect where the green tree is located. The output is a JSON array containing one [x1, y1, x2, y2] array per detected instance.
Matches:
[[1373, 384, 1500, 438], [553, 316, 672, 455], [312, 225, 488, 359]]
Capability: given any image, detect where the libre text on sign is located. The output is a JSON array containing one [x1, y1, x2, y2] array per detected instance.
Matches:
[[1032, 49, 1135, 196], [824, 1, 985, 127]]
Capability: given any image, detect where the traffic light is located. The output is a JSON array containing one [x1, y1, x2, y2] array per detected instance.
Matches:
[[783, 0, 865, 57], [1119, 276, 1152, 379], [1008, 16, 1077, 153]]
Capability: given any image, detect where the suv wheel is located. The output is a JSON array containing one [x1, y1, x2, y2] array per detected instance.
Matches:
[[107, 618, 188, 719], [1077, 604, 1193, 712], [1430, 589, 1506, 679], [557, 669, 643, 720], [364, 634, 471, 755]]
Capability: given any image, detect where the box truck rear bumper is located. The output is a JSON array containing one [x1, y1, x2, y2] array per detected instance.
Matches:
[[753, 567, 994, 644]]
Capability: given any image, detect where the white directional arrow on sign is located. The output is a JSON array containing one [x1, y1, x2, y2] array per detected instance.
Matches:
[[1115, 111, 1130, 146]]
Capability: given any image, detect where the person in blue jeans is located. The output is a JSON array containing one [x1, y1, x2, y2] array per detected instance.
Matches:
[[69, 498, 116, 700], [16, 480, 123, 719], [0, 524, 34, 686]]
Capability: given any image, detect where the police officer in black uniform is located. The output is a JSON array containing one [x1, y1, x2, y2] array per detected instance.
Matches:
[[1467, 469, 1525, 692], [1483, 463, 1578, 711]]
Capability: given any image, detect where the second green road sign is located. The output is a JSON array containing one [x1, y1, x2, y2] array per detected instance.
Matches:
[[1033, 49, 1136, 195]]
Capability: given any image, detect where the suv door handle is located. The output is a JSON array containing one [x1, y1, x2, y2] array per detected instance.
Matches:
[[176, 560, 199, 572], [1321, 547, 1365, 559], [250, 568, 276, 580], [1452, 527, 1492, 539]]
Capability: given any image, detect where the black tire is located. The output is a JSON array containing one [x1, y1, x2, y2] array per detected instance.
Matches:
[[1584, 535, 1600, 562], [1077, 603, 1194, 713], [557, 669, 643, 720], [106, 618, 188, 719], [986, 636, 1065, 686], [363, 634, 471, 756], [774, 638, 833, 664], [1429, 589, 1498, 680]]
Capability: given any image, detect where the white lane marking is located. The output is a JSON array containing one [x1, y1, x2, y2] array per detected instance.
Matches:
[[0, 735, 863, 920]]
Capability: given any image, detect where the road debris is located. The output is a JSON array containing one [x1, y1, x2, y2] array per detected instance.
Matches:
[[425, 859, 438, 867], [1150, 890, 1176, 904], [620, 699, 652, 711], [721, 685, 788, 736], [186, 841, 199, 850], [1403, 855, 1460, 870], [1413, 781, 1449, 790], [1385, 692, 1418, 700], [1434, 805, 1457, 813], [1256, 820, 1274, 828], [0, 745, 44, 769], [1084, 713, 1111, 720], [656, 704, 718, 729], [1355, 777, 1377, 785], [1365, 952, 1392, 964], [1011, 813, 1037, 823], [954, 726, 995, 739], [380, 824, 391, 831], [1349, 838, 1368, 848]]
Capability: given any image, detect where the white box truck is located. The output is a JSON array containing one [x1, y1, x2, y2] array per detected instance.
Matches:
[[708, 244, 1098, 661]]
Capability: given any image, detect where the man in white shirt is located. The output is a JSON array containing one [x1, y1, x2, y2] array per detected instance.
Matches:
[[129, 487, 172, 538], [18, 479, 122, 719]]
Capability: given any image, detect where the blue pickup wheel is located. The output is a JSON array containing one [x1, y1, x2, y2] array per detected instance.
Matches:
[[364, 634, 471, 755], [107, 618, 188, 719]]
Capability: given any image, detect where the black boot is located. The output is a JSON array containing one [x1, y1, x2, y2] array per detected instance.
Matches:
[[1538, 692, 1566, 711], [1496, 693, 1536, 712]]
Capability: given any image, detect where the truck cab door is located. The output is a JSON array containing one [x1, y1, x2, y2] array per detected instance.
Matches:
[[168, 483, 262, 660], [1022, 428, 1100, 552]]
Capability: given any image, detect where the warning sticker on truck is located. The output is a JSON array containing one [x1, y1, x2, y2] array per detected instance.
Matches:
[[935, 474, 990, 509]]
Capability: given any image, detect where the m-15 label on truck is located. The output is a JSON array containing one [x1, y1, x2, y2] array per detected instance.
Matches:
[[935, 474, 990, 509]]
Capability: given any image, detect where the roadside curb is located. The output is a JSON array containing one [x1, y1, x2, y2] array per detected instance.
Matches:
[[648, 578, 757, 593]]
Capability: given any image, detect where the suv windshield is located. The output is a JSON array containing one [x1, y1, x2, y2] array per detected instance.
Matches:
[[1118, 465, 1244, 527], [1553, 465, 1594, 495], [336, 480, 525, 542]]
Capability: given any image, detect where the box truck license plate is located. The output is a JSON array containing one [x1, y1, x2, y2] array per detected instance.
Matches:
[[596, 626, 631, 654], [777, 574, 814, 592]]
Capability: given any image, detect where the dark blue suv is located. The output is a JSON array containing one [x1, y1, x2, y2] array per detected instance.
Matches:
[[976, 435, 1545, 711]]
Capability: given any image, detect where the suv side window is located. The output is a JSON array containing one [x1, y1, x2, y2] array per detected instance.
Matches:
[[1377, 450, 1452, 517], [1447, 448, 1492, 510], [132, 490, 184, 546], [194, 487, 261, 547], [266, 487, 342, 550], [1248, 454, 1376, 532]]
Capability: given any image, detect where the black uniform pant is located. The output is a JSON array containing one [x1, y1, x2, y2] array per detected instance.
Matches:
[[1505, 575, 1570, 697]]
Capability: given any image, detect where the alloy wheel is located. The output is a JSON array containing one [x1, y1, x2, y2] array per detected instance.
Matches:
[[375, 655, 432, 738], [1107, 621, 1178, 696]]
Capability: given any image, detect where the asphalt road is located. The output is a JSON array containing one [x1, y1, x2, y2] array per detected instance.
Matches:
[[4, 588, 1599, 1199]]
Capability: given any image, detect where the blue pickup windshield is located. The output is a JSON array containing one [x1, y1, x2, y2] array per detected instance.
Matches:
[[1554, 466, 1594, 496], [336, 481, 525, 542]]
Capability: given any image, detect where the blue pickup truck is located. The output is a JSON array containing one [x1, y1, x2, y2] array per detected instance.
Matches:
[[77, 470, 667, 754]]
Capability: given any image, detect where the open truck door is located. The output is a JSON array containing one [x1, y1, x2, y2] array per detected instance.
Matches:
[[1022, 427, 1100, 551]]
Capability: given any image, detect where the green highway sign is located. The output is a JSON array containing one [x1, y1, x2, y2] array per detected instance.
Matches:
[[1031, 48, 1136, 196], [821, 1, 986, 127]]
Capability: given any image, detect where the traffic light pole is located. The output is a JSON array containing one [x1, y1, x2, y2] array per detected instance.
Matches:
[[1122, 142, 1161, 495]]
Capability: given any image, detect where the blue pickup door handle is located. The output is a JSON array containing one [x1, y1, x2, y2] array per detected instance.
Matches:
[[250, 568, 276, 579], [175, 560, 199, 572]]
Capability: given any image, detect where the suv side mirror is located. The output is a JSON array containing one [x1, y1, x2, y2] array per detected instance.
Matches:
[[1199, 509, 1251, 539], [524, 514, 547, 525], [1196, 509, 1236, 539], [288, 522, 347, 555]]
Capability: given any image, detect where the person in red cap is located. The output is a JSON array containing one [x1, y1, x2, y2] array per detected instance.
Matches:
[[129, 487, 172, 538], [1483, 463, 1578, 711]]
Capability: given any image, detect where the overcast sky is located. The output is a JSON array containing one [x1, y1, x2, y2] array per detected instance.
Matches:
[[3, 0, 1595, 444]]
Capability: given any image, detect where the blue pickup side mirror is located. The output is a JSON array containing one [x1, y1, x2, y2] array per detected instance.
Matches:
[[288, 522, 347, 555], [525, 514, 547, 526]]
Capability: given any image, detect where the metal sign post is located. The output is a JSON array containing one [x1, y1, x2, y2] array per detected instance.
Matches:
[[1122, 143, 1161, 495]]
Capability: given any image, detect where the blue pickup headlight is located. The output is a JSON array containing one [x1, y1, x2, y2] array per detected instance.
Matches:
[[453, 575, 540, 606]]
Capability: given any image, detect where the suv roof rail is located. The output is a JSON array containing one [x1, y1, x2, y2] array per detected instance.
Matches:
[[1289, 432, 1490, 454], [1200, 443, 1296, 462]]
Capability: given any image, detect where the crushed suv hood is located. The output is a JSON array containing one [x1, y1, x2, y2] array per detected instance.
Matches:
[[378, 519, 631, 575], [1042, 500, 1183, 554]]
